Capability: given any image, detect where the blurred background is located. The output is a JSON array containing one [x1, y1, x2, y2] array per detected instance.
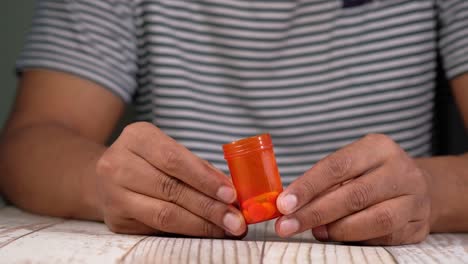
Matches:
[[1, 1, 34, 127], [1, 1, 466, 153]]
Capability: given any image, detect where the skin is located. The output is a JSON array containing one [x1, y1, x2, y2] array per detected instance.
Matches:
[[275, 74, 468, 245], [0, 69, 246, 238], [0, 69, 467, 245]]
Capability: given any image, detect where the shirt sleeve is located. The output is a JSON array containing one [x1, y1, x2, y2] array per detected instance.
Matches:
[[438, 0, 468, 80], [16, 0, 138, 102]]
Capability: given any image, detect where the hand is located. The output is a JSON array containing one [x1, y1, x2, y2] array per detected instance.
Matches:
[[275, 134, 431, 245], [95, 122, 246, 237]]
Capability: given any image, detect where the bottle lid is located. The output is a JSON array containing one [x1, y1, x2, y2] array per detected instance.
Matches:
[[223, 133, 273, 159]]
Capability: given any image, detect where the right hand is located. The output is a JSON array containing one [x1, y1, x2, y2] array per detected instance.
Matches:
[[95, 122, 246, 237]]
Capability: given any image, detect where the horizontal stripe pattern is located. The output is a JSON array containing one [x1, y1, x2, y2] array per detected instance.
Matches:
[[16, 0, 468, 185], [17, 0, 138, 102], [438, 0, 468, 79]]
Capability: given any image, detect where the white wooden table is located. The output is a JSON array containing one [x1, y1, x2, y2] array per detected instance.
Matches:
[[1, 205, 468, 263]]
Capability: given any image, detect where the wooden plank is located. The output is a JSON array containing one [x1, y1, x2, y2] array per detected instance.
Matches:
[[2, 206, 468, 263], [0, 207, 61, 248], [247, 220, 395, 264], [122, 219, 395, 264], [121, 219, 277, 264], [121, 237, 264, 264], [121, 219, 271, 264], [385, 234, 468, 264], [261, 241, 395, 264], [0, 208, 146, 263]]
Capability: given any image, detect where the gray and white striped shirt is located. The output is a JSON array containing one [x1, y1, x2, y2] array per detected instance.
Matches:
[[17, 0, 468, 184]]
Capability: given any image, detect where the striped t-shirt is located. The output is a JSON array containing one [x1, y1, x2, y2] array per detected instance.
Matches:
[[17, 0, 468, 185]]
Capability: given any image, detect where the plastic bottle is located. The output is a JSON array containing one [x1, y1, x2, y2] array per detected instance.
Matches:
[[223, 134, 283, 224]]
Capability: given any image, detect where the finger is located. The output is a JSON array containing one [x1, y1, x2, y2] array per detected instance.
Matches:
[[119, 122, 236, 204], [105, 217, 162, 235], [277, 165, 412, 236], [278, 134, 398, 214], [115, 152, 246, 236], [360, 220, 430, 246], [325, 195, 424, 242], [124, 189, 226, 238]]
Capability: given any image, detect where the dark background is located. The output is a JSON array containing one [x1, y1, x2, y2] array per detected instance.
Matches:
[[434, 58, 468, 155], [1, 1, 466, 154]]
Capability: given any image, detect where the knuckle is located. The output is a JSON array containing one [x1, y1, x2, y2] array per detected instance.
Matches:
[[301, 180, 318, 196], [96, 153, 116, 176], [161, 146, 182, 172], [202, 221, 215, 237], [322, 154, 352, 182], [153, 206, 173, 231], [413, 168, 426, 183], [96, 149, 127, 184], [364, 133, 390, 144], [160, 176, 183, 203], [375, 208, 396, 232], [412, 168, 429, 189], [198, 198, 217, 218], [366, 134, 399, 157], [121, 124, 139, 140], [308, 209, 324, 226], [123, 122, 152, 136], [121, 122, 154, 143], [346, 182, 373, 211]]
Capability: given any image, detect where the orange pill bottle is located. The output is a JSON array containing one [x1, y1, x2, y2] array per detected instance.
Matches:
[[223, 134, 283, 224]]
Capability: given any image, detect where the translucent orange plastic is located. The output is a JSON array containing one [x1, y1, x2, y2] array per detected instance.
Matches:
[[223, 134, 283, 224]]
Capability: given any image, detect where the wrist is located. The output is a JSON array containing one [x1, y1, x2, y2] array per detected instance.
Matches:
[[415, 158, 440, 232], [76, 147, 107, 221], [415, 154, 468, 232]]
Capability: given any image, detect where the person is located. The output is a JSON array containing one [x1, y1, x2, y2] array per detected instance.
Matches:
[[0, 0, 467, 246]]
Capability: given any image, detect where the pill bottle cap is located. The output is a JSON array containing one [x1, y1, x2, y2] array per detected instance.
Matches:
[[223, 133, 273, 159]]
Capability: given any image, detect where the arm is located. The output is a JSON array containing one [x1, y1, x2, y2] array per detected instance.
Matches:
[[0, 69, 245, 237], [419, 73, 468, 232], [274, 74, 468, 245], [0, 69, 124, 220]]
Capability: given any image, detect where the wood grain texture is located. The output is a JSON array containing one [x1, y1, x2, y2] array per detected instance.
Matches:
[[122, 219, 396, 264], [0, 207, 145, 263], [253, 220, 394, 264], [262, 241, 395, 264], [1, 206, 468, 263], [121, 237, 264, 264], [385, 234, 468, 264], [0, 206, 61, 248]]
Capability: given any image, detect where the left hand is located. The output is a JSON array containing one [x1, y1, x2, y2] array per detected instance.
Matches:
[[275, 134, 432, 245]]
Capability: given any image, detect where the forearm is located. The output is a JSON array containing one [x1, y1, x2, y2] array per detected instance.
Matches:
[[416, 153, 468, 232], [0, 123, 105, 221]]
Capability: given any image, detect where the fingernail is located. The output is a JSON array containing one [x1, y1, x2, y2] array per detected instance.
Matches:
[[278, 193, 298, 214], [217, 186, 236, 204], [223, 212, 243, 235], [312, 225, 329, 241], [279, 218, 300, 236]]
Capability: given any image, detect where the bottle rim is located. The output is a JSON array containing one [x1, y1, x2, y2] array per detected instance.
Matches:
[[223, 133, 273, 159]]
